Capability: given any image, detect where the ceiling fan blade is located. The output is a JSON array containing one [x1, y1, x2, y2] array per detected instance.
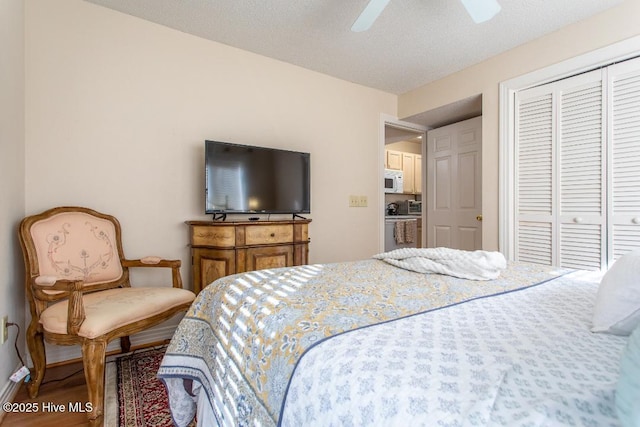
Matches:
[[351, 0, 391, 32], [460, 0, 501, 23]]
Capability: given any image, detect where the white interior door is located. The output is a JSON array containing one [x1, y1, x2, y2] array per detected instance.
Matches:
[[608, 57, 640, 262], [426, 116, 482, 250], [557, 70, 606, 270], [514, 86, 554, 265], [515, 69, 606, 270]]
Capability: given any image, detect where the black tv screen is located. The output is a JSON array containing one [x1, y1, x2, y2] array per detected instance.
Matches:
[[205, 140, 311, 214]]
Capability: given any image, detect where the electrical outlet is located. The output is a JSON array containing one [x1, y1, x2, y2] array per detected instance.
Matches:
[[0, 316, 7, 345]]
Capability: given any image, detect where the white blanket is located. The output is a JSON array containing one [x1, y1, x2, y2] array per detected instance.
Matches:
[[373, 247, 507, 280]]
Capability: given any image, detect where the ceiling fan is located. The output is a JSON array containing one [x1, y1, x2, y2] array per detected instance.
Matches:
[[351, 0, 501, 32]]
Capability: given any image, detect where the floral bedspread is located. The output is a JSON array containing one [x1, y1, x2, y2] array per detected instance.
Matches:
[[157, 260, 565, 427]]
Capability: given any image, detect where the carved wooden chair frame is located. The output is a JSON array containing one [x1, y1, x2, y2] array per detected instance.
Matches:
[[18, 206, 194, 426]]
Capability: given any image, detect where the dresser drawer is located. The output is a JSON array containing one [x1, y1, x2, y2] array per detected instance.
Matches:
[[244, 224, 293, 245], [191, 225, 235, 247]]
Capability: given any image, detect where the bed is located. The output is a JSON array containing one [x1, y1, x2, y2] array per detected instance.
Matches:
[[158, 250, 638, 427]]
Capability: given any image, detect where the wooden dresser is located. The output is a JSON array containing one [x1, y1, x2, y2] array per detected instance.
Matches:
[[187, 219, 311, 294]]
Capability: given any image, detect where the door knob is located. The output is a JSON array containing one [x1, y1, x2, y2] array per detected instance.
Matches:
[[476, 215, 483, 222], [632, 217, 640, 225]]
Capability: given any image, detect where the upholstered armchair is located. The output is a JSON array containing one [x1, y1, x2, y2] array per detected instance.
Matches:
[[18, 206, 196, 426]]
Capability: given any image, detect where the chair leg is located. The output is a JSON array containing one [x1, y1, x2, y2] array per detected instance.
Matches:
[[120, 335, 131, 353], [82, 339, 107, 427], [25, 322, 45, 399]]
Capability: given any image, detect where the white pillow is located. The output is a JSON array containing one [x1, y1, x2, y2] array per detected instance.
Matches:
[[592, 250, 640, 335]]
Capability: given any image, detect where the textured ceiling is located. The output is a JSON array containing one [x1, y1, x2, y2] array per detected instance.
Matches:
[[84, 0, 622, 95]]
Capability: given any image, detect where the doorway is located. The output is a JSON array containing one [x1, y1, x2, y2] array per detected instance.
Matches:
[[379, 117, 426, 252], [379, 94, 483, 253]]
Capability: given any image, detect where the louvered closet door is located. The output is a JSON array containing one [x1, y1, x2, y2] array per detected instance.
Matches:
[[608, 57, 640, 261], [557, 70, 606, 270], [515, 70, 605, 269], [515, 86, 554, 265]]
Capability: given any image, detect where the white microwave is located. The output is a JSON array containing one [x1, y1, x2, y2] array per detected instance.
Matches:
[[384, 169, 404, 193]]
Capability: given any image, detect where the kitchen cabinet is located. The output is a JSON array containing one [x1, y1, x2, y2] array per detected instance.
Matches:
[[386, 150, 421, 194], [414, 154, 422, 194], [385, 150, 403, 170], [402, 153, 415, 193], [401, 153, 422, 194]]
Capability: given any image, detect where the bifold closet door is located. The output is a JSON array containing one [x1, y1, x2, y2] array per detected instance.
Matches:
[[515, 56, 640, 270], [556, 71, 606, 270], [608, 57, 640, 262], [515, 69, 606, 270], [515, 86, 554, 266]]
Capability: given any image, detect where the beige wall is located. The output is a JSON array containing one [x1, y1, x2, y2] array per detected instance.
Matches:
[[399, 0, 640, 251], [25, 0, 396, 281], [0, 0, 26, 398]]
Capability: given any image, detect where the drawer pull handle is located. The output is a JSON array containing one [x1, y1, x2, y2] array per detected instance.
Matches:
[[632, 217, 640, 225], [270, 233, 275, 237], [574, 217, 584, 224]]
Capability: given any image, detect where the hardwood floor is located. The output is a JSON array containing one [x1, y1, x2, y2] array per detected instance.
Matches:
[[2, 361, 92, 426], [1, 340, 170, 426]]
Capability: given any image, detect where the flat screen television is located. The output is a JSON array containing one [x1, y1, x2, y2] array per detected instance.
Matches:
[[205, 140, 311, 215]]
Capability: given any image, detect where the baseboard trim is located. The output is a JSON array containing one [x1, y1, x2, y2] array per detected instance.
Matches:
[[0, 364, 25, 423]]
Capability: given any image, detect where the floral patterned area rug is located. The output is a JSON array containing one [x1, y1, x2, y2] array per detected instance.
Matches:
[[105, 346, 173, 427]]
